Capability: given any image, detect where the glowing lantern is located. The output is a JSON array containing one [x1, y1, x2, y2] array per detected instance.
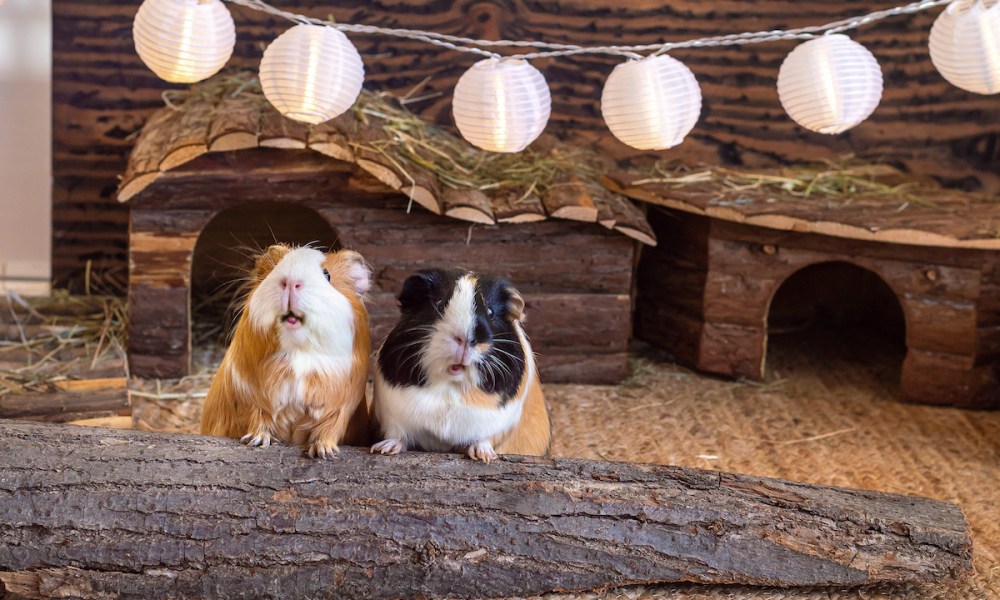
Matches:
[[133, 0, 235, 84], [777, 34, 883, 134]]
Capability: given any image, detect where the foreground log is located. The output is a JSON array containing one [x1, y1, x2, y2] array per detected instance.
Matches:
[[0, 378, 130, 423], [0, 421, 972, 599]]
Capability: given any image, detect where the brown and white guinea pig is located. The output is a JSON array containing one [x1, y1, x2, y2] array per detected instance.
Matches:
[[199, 244, 372, 459], [370, 268, 551, 462]]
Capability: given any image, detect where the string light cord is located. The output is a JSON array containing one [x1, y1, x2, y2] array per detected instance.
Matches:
[[224, 0, 954, 60]]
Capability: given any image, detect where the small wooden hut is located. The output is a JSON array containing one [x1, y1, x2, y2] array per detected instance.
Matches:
[[606, 167, 1000, 408], [118, 79, 654, 384]]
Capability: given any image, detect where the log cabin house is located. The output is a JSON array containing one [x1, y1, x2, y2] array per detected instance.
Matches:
[[606, 170, 1000, 408], [117, 82, 655, 385]]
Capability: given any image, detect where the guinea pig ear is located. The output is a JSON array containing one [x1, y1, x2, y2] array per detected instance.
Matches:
[[252, 245, 291, 281], [505, 285, 526, 323], [398, 270, 438, 312], [336, 250, 372, 297]]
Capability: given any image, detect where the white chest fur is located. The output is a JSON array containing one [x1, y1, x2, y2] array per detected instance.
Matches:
[[374, 372, 526, 451], [270, 349, 353, 414]]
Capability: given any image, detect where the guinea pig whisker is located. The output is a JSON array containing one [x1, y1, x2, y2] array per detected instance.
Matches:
[[483, 356, 511, 382], [384, 337, 433, 355], [490, 354, 516, 378], [487, 346, 523, 365]]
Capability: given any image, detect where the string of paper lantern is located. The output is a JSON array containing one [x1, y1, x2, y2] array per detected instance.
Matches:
[[132, 0, 997, 153]]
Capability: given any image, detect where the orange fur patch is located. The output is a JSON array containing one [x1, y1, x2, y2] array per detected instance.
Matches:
[[200, 247, 373, 452]]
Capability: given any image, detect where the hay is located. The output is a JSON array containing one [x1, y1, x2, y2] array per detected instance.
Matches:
[[165, 70, 610, 197], [630, 156, 988, 210], [0, 291, 127, 396], [350, 91, 603, 194]]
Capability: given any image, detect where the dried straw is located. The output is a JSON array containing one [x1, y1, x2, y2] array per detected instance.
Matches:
[[165, 70, 610, 197], [630, 156, 986, 209], [0, 290, 127, 397]]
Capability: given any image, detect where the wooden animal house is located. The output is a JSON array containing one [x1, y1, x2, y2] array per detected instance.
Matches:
[[118, 81, 655, 384], [606, 168, 1000, 409]]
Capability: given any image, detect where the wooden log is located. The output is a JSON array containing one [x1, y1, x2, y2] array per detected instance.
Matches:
[[352, 120, 407, 191], [541, 179, 599, 222], [593, 187, 657, 246], [116, 108, 181, 203], [258, 108, 310, 149], [207, 95, 260, 152], [306, 121, 354, 162], [0, 377, 129, 423], [66, 415, 134, 429], [442, 186, 496, 224], [399, 167, 443, 215], [0, 421, 973, 600], [900, 349, 999, 409], [491, 186, 547, 223], [158, 101, 214, 171]]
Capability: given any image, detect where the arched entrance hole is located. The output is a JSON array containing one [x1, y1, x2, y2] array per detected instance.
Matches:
[[766, 261, 906, 395], [190, 201, 339, 358]]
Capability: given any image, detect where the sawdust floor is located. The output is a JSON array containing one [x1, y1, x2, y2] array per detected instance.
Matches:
[[131, 325, 1000, 600]]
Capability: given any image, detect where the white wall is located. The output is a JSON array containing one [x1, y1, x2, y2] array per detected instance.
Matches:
[[0, 0, 51, 294]]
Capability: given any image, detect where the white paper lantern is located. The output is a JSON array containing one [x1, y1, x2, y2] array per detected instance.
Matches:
[[452, 58, 551, 153], [601, 55, 702, 150], [929, 0, 1000, 95], [777, 34, 883, 134], [133, 0, 235, 84], [260, 24, 365, 124]]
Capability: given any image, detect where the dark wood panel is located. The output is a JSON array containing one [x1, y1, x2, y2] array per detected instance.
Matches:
[[53, 0, 1000, 290]]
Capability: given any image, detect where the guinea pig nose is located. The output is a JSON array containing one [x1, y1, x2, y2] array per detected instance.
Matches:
[[281, 278, 303, 290]]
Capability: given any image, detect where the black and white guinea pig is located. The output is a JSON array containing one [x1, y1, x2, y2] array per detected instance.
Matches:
[[370, 268, 551, 462]]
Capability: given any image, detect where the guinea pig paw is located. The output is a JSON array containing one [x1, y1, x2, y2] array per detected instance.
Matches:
[[370, 438, 405, 455], [307, 440, 339, 460], [467, 441, 498, 464], [240, 432, 272, 448]]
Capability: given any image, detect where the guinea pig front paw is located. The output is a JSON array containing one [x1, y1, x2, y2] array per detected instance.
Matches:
[[467, 441, 499, 464], [240, 431, 273, 448], [370, 438, 405, 455], [307, 438, 339, 460]]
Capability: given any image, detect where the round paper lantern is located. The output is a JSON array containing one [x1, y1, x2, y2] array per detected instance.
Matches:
[[133, 0, 235, 84], [777, 34, 883, 134], [260, 24, 365, 124], [452, 58, 551, 153], [601, 55, 702, 150], [929, 0, 1000, 94]]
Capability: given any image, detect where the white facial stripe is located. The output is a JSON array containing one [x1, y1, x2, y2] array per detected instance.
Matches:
[[246, 247, 355, 369], [443, 275, 476, 342]]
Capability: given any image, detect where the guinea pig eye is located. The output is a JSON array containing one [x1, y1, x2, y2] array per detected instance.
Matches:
[[322, 269, 331, 282], [486, 307, 494, 318]]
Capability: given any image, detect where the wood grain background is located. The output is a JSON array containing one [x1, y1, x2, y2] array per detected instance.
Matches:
[[52, 0, 1000, 290]]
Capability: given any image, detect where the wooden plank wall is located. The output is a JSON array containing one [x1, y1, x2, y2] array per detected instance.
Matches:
[[52, 0, 1000, 290]]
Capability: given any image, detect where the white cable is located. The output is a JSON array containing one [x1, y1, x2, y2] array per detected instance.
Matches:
[[223, 0, 954, 60]]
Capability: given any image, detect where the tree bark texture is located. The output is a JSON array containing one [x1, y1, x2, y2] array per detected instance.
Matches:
[[0, 421, 973, 599]]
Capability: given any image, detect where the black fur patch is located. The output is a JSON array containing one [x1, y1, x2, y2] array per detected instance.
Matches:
[[378, 269, 460, 387], [377, 268, 527, 402], [472, 274, 526, 403]]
